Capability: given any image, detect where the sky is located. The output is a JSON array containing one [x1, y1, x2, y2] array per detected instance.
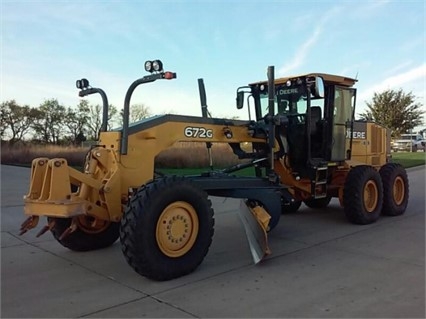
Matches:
[[1, 0, 425, 126]]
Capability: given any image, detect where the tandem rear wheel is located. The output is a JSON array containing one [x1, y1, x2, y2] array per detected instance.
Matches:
[[303, 196, 332, 209], [281, 200, 302, 213], [379, 163, 409, 216], [343, 165, 384, 225], [343, 164, 409, 225]]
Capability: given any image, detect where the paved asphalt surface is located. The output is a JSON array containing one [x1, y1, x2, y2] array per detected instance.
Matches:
[[1, 164, 425, 318]]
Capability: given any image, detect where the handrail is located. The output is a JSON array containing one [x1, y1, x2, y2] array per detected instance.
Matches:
[[78, 88, 109, 132], [121, 71, 176, 155]]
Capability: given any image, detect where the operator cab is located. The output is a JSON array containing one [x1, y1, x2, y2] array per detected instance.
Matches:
[[238, 73, 357, 177]]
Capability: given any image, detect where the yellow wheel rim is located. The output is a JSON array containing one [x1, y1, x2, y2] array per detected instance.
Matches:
[[393, 176, 405, 205], [156, 201, 199, 258], [364, 180, 378, 213]]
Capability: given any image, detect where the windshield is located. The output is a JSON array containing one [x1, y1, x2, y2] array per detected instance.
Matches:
[[258, 84, 324, 119]]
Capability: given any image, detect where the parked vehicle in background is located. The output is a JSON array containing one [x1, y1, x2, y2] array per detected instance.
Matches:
[[392, 134, 426, 152]]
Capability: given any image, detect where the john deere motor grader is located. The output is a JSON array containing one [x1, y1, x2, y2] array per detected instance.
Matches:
[[21, 60, 409, 281]]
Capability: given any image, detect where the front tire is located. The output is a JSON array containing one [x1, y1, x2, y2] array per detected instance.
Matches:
[[49, 217, 119, 251], [379, 163, 409, 216], [343, 166, 383, 225], [120, 176, 214, 281]]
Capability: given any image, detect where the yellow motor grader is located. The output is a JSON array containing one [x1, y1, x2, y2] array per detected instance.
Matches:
[[21, 60, 409, 281]]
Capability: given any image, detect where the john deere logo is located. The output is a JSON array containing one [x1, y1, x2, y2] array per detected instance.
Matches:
[[347, 130, 366, 139], [279, 88, 298, 95]]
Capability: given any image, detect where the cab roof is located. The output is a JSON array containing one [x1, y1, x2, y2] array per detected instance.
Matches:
[[250, 73, 358, 88]]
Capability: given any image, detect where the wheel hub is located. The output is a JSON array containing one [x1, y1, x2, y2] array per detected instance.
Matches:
[[393, 176, 405, 205], [364, 180, 378, 213], [156, 201, 199, 258], [168, 214, 189, 243], [77, 215, 110, 234]]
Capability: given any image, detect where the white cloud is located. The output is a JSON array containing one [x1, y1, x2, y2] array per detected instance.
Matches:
[[278, 5, 341, 76], [358, 64, 426, 103], [366, 0, 391, 10], [339, 61, 372, 79], [350, 0, 391, 18], [384, 60, 414, 77], [400, 36, 425, 53], [278, 27, 321, 75]]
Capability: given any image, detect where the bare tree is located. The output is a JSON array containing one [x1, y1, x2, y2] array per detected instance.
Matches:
[[1, 100, 39, 144], [130, 103, 151, 122], [32, 99, 66, 144], [64, 100, 90, 145], [86, 103, 119, 140]]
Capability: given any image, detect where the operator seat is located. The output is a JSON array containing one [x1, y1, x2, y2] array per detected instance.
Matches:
[[310, 106, 323, 158], [310, 106, 322, 135]]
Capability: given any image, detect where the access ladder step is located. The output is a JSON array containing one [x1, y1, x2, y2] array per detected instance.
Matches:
[[312, 165, 328, 199]]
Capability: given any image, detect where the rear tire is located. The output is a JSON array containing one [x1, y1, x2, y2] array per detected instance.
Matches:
[[120, 176, 214, 281], [379, 163, 409, 216], [281, 200, 302, 213], [49, 217, 119, 251], [303, 196, 332, 209], [343, 166, 383, 225]]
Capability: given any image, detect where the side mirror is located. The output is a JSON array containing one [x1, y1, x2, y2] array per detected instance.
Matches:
[[236, 91, 244, 109], [313, 77, 324, 98]]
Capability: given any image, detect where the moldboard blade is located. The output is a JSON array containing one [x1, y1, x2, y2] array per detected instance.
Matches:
[[237, 200, 271, 264]]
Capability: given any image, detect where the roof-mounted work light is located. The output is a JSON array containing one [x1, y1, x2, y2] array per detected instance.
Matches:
[[76, 78, 90, 89], [152, 60, 163, 72], [144, 59, 164, 73], [144, 60, 153, 73]]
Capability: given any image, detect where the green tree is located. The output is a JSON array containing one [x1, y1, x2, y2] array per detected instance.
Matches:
[[32, 99, 66, 144], [359, 89, 424, 137], [0, 100, 39, 144]]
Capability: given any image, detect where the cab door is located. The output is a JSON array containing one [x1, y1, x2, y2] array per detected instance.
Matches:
[[331, 86, 356, 161]]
